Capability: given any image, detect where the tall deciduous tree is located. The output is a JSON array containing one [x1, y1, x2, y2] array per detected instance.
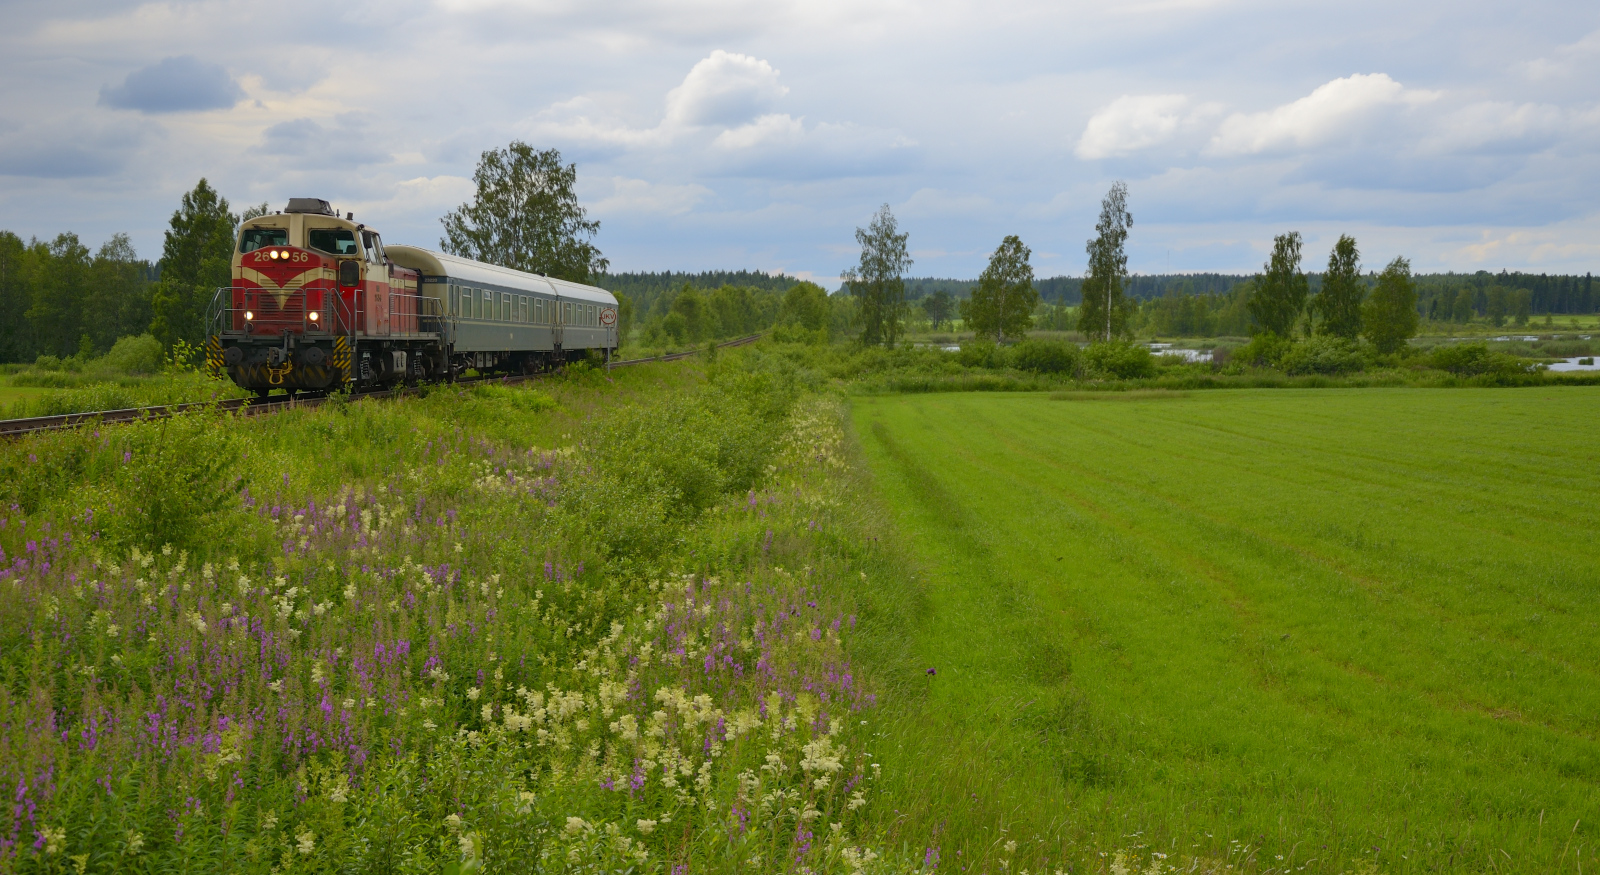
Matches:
[[923, 290, 953, 330], [1247, 231, 1309, 337], [1313, 234, 1363, 339], [441, 142, 607, 283], [842, 204, 911, 347], [1079, 181, 1132, 342], [1363, 256, 1420, 354], [150, 179, 236, 349], [962, 235, 1038, 342]]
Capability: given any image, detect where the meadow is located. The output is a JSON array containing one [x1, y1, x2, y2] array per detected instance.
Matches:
[[4, 339, 1598, 874], [852, 387, 1600, 873]]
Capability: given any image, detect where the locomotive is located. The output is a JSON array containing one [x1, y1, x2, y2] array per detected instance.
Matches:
[[206, 198, 619, 397]]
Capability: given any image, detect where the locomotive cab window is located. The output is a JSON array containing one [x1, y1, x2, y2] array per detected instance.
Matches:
[[308, 228, 359, 256], [362, 231, 384, 264], [239, 227, 288, 253]]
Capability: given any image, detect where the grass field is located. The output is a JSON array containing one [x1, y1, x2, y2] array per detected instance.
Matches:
[[854, 387, 1600, 873]]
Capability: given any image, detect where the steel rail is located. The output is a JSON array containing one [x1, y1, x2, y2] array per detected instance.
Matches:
[[0, 333, 764, 438]]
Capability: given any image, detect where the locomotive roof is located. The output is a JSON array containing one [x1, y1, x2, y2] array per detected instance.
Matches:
[[386, 246, 616, 306]]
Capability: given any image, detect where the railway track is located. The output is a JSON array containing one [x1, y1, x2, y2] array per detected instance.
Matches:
[[0, 333, 762, 438]]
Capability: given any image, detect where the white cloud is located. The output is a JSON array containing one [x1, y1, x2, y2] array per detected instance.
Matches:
[[1208, 74, 1440, 156], [714, 113, 804, 149], [1076, 94, 1190, 159], [590, 177, 712, 216], [664, 50, 788, 128]]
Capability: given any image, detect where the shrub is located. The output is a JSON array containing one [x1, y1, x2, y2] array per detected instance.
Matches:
[[101, 334, 164, 375], [33, 354, 65, 372], [1010, 338, 1082, 375], [1278, 336, 1365, 376], [955, 339, 1009, 370], [1430, 342, 1528, 377], [1083, 341, 1155, 379], [1234, 333, 1294, 368]]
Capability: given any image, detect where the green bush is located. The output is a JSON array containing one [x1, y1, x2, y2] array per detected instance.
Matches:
[[1010, 338, 1082, 375], [1234, 333, 1294, 367], [1279, 336, 1366, 376], [1430, 342, 1529, 376], [101, 333, 164, 375], [1084, 341, 1155, 379], [955, 339, 1009, 369]]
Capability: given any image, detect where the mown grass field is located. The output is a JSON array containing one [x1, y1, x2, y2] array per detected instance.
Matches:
[[854, 387, 1600, 873]]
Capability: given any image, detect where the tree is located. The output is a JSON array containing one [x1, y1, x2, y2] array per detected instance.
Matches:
[[1452, 287, 1475, 323], [1247, 231, 1308, 337], [1079, 181, 1132, 341], [1362, 256, 1419, 354], [0, 232, 28, 361], [150, 179, 236, 349], [25, 233, 91, 357], [441, 142, 607, 283], [88, 234, 154, 352], [923, 290, 953, 330], [1312, 234, 1363, 339], [779, 282, 831, 334], [842, 204, 911, 347], [962, 235, 1038, 342], [668, 284, 707, 342]]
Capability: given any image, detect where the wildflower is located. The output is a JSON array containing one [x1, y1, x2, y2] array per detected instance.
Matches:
[[565, 816, 591, 835], [467, 686, 480, 700], [123, 831, 145, 855], [342, 698, 355, 710], [296, 830, 316, 854], [268, 680, 284, 693], [636, 819, 657, 834], [261, 811, 278, 831], [1005, 839, 1018, 854], [422, 720, 437, 731], [445, 814, 463, 832], [39, 825, 65, 854]]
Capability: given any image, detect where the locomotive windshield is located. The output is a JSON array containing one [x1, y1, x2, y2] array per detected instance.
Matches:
[[308, 228, 359, 256], [239, 227, 289, 253]]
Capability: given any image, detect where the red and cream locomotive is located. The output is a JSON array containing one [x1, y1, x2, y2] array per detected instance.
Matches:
[[207, 198, 619, 397]]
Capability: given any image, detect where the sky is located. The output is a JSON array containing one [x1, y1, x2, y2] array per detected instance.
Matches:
[[3, 0, 1599, 285]]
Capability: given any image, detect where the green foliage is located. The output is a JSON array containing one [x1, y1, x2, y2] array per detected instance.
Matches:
[[1429, 341, 1527, 376], [1312, 234, 1364, 339], [1079, 181, 1133, 341], [103, 333, 164, 375], [1247, 231, 1309, 337], [1276, 334, 1364, 375], [1083, 340, 1155, 379], [962, 235, 1038, 342], [1009, 337, 1081, 375], [843, 204, 912, 347], [150, 178, 238, 349], [440, 141, 607, 283], [1233, 331, 1294, 367], [922, 290, 954, 329], [1362, 256, 1420, 354]]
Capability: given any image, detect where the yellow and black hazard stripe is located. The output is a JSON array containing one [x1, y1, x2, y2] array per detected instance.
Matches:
[[204, 335, 223, 377], [332, 336, 352, 385]]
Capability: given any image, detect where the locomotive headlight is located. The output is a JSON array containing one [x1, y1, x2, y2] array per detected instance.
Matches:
[[308, 311, 319, 322], [244, 310, 254, 321], [269, 250, 280, 260]]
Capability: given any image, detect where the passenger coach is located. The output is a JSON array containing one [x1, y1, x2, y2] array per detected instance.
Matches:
[[206, 198, 619, 397]]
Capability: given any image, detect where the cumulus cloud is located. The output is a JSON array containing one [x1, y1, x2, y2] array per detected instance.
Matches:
[[99, 56, 242, 113], [1076, 94, 1191, 159], [714, 113, 804, 149], [1208, 73, 1440, 155], [665, 50, 788, 128]]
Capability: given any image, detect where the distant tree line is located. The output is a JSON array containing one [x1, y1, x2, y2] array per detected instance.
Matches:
[[0, 179, 264, 364]]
